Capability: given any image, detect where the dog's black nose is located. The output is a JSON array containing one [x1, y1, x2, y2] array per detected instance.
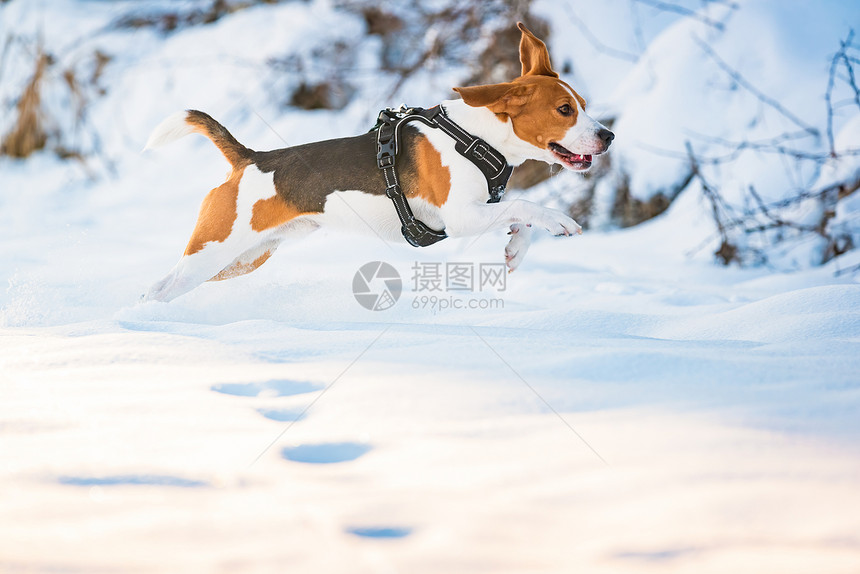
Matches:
[[598, 128, 615, 147]]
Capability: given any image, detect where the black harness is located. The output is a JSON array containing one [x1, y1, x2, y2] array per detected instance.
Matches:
[[372, 105, 514, 247]]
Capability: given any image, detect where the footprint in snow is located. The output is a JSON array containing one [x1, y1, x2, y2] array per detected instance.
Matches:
[[281, 442, 371, 464], [212, 381, 368, 466], [257, 407, 307, 422], [346, 526, 412, 539], [213, 380, 322, 438], [58, 474, 208, 488], [211, 379, 321, 398]]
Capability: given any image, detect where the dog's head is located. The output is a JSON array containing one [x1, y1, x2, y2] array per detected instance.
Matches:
[[454, 23, 613, 171]]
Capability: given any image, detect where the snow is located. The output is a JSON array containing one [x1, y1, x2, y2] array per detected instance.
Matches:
[[2, 1, 860, 572], [3, 230, 860, 572]]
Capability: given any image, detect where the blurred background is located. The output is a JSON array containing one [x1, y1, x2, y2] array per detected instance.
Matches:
[[1, 0, 857, 275]]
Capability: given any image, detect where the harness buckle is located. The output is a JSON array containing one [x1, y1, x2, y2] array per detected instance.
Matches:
[[392, 104, 413, 116], [402, 226, 424, 248], [377, 153, 394, 169], [472, 142, 488, 160], [377, 136, 396, 169], [488, 184, 506, 204]]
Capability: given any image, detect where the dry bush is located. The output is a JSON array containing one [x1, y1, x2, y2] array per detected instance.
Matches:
[[1, 49, 49, 158], [1, 36, 115, 179], [114, 0, 279, 34]]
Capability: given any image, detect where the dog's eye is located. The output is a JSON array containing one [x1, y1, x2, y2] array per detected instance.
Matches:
[[557, 104, 573, 116]]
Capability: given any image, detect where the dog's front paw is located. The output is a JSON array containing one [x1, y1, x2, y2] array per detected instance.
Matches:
[[539, 210, 582, 237], [505, 223, 533, 272]]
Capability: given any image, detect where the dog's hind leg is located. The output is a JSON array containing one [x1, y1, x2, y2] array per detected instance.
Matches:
[[143, 242, 256, 303], [143, 217, 319, 303], [208, 219, 319, 282], [208, 239, 281, 282], [145, 232, 281, 302], [143, 168, 250, 302], [142, 157, 318, 302]]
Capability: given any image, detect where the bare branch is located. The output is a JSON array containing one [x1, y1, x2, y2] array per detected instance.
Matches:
[[639, 134, 860, 166], [835, 263, 860, 277], [690, 133, 860, 163], [747, 185, 821, 235], [633, 0, 736, 30], [692, 35, 820, 138], [685, 140, 740, 263], [564, 10, 639, 63], [826, 30, 860, 157], [825, 33, 846, 156], [842, 49, 860, 108], [0, 33, 14, 89]]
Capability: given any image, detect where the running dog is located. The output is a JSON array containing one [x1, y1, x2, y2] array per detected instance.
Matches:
[[143, 23, 613, 302]]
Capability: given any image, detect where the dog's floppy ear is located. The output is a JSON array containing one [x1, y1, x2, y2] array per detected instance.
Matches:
[[517, 22, 557, 78], [453, 83, 516, 108], [453, 83, 533, 115]]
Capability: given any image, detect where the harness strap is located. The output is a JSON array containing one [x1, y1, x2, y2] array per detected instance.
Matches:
[[428, 108, 514, 203], [373, 105, 514, 247], [376, 108, 448, 247]]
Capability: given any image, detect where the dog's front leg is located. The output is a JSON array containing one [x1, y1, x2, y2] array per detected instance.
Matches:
[[505, 223, 533, 272], [503, 198, 581, 236], [449, 198, 581, 269], [452, 198, 582, 237]]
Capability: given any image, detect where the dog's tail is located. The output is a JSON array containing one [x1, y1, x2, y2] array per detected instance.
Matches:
[[143, 109, 253, 167]]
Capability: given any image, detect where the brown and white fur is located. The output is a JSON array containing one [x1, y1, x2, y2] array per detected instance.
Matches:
[[142, 23, 613, 303]]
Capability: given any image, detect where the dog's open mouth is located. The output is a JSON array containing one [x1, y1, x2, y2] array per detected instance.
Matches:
[[549, 142, 592, 171]]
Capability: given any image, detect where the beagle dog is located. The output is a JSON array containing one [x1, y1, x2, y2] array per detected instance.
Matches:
[[143, 23, 613, 302]]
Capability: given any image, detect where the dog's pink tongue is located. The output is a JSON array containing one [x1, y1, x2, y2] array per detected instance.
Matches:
[[572, 154, 593, 162]]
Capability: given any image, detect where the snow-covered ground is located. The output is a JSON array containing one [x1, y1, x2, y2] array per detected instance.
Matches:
[[3, 203, 860, 573], [2, 1, 860, 572]]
